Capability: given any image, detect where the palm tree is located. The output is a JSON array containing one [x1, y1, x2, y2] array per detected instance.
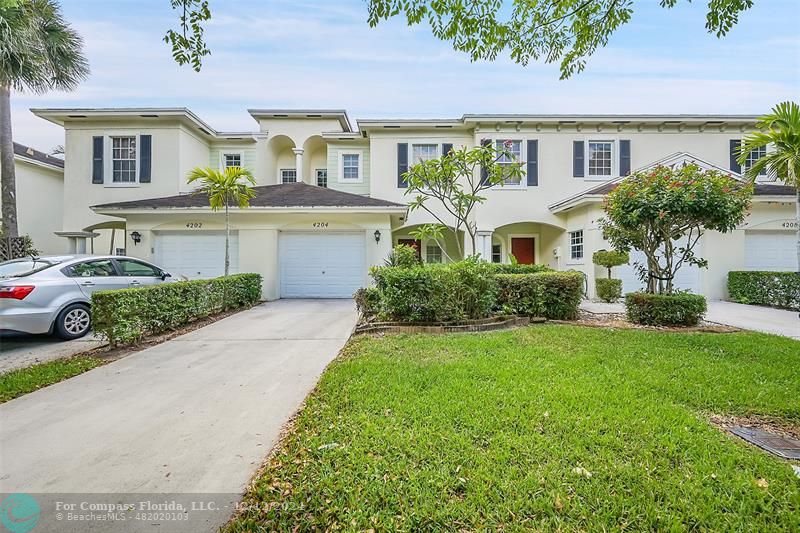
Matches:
[[738, 101, 800, 272], [187, 166, 257, 276], [0, 0, 89, 237]]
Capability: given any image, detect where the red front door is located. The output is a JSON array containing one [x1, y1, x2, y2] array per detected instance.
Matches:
[[511, 238, 535, 265]]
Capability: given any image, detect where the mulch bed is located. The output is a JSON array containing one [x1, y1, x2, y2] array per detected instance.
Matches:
[[570, 310, 741, 334], [354, 315, 544, 335]]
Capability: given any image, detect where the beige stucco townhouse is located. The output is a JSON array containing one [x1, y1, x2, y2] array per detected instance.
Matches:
[[27, 107, 797, 300], [1, 143, 66, 256]]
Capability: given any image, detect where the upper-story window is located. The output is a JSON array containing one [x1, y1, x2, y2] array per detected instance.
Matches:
[[280, 169, 297, 183], [569, 230, 584, 261], [223, 153, 242, 169], [411, 144, 438, 164], [587, 141, 613, 178], [339, 151, 362, 183], [495, 139, 523, 186], [744, 145, 767, 176], [112, 136, 137, 183]]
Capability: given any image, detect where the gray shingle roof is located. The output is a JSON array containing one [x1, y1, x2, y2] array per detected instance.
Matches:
[[13, 142, 64, 169], [92, 182, 405, 210]]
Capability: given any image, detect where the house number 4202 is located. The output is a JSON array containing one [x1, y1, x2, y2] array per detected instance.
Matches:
[[312, 222, 329, 228], [185, 222, 203, 229]]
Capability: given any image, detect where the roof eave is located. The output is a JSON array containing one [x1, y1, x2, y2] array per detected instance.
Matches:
[[549, 195, 605, 213], [14, 153, 64, 172], [91, 205, 407, 215]]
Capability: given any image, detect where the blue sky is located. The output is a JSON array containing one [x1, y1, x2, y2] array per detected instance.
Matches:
[[12, 0, 800, 151]]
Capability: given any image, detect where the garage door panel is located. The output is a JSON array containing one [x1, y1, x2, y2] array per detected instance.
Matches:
[[280, 233, 365, 298], [617, 238, 700, 294], [745, 231, 797, 271], [155, 232, 238, 280]]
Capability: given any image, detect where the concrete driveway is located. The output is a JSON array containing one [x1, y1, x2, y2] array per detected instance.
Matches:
[[0, 299, 356, 532], [705, 300, 799, 339]]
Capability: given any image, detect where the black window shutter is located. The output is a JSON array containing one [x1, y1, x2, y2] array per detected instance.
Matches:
[[397, 143, 408, 188], [139, 134, 152, 183], [526, 139, 538, 186], [441, 143, 453, 156], [573, 141, 584, 178], [729, 139, 742, 173], [92, 136, 104, 184], [619, 140, 631, 176], [480, 138, 491, 184]]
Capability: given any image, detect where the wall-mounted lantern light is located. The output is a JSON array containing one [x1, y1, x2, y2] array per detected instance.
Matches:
[[130, 231, 142, 245], [373, 230, 381, 244]]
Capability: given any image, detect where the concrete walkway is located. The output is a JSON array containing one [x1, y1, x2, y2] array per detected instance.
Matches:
[[0, 299, 357, 531], [0, 332, 105, 373], [580, 299, 799, 339]]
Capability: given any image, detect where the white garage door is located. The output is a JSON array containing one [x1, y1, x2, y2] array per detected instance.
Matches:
[[745, 231, 797, 271], [617, 240, 701, 294], [280, 232, 365, 298], [155, 231, 239, 280]]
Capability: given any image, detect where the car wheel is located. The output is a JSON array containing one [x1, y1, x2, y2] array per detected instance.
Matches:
[[54, 304, 91, 340]]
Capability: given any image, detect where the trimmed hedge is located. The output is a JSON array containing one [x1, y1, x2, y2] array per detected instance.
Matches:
[[596, 278, 623, 303], [92, 274, 262, 345], [625, 292, 707, 326], [487, 263, 552, 275], [728, 271, 800, 311], [495, 271, 583, 320], [370, 260, 497, 322]]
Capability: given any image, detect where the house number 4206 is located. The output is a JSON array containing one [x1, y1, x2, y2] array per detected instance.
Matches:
[[312, 222, 329, 228]]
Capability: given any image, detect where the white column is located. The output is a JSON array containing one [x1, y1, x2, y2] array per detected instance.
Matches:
[[476, 230, 493, 261], [293, 148, 304, 183]]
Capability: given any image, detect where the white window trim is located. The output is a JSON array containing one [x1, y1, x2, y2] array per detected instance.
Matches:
[[104, 132, 140, 188], [584, 138, 617, 181], [491, 240, 504, 264], [422, 239, 444, 264], [279, 168, 297, 183], [568, 230, 585, 264], [487, 137, 528, 190], [409, 143, 440, 166], [338, 150, 364, 184], [219, 151, 244, 171]]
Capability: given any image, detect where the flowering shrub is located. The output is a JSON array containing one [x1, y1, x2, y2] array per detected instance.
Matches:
[[600, 164, 751, 295]]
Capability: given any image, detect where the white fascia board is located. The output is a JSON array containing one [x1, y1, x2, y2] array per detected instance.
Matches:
[[91, 206, 408, 216]]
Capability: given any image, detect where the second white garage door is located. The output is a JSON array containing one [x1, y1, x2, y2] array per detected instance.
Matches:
[[617, 240, 701, 294], [279, 232, 366, 298], [745, 231, 797, 271]]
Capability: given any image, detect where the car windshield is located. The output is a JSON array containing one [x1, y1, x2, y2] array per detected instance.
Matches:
[[0, 259, 60, 278]]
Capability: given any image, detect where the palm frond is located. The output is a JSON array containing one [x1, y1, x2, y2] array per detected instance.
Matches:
[[187, 166, 257, 211], [738, 101, 800, 186]]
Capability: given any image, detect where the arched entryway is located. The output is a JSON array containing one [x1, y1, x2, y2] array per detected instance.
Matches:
[[491, 222, 565, 268]]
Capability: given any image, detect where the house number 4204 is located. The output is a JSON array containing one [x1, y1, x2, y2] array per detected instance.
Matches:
[[312, 222, 329, 228]]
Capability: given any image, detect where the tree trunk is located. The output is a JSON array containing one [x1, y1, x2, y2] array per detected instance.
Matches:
[[796, 186, 799, 273], [0, 84, 18, 237], [224, 203, 230, 277]]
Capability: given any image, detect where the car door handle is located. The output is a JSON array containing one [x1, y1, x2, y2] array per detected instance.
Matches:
[[80, 281, 95, 286], [130, 280, 141, 286]]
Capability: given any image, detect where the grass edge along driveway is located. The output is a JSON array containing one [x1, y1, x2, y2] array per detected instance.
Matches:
[[227, 325, 800, 531]]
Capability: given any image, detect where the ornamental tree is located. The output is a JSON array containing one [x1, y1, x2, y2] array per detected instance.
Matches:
[[599, 164, 752, 295], [403, 142, 523, 258], [592, 249, 629, 279]]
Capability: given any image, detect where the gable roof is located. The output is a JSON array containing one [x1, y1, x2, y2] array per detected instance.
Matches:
[[549, 152, 795, 213], [13, 142, 64, 171], [91, 182, 406, 212]]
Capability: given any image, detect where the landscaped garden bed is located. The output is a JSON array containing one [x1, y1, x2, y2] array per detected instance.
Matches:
[[227, 325, 800, 531]]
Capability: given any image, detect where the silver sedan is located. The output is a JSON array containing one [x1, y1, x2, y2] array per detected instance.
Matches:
[[0, 255, 172, 340]]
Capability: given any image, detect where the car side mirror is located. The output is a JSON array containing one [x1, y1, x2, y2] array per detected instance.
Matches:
[[161, 272, 172, 280]]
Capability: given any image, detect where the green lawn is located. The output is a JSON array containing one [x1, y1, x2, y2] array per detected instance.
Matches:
[[229, 326, 800, 531], [0, 355, 106, 403]]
